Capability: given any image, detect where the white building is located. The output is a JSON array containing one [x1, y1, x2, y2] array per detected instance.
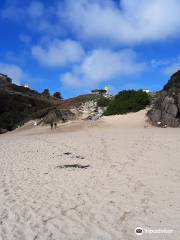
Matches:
[[143, 89, 150, 93]]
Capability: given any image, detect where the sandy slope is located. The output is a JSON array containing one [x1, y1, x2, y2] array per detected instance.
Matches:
[[0, 110, 180, 240]]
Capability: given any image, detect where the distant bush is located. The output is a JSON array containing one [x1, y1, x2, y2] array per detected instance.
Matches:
[[104, 90, 150, 116], [42, 88, 50, 97], [53, 91, 63, 100], [97, 97, 112, 107]]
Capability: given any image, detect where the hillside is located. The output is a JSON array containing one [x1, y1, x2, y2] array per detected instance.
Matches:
[[0, 74, 104, 133], [57, 94, 101, 109], [0, 74, 60, 132]]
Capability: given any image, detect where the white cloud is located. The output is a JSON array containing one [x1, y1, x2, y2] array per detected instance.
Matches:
[[63, 0, 180, 44], [0, 63, 25, 84], [32, 39, 85, 67], [2, 0, 180, 45], [61, 48, 145, 87], [150, 59, 170, 69], [61, 73, 83, 88]]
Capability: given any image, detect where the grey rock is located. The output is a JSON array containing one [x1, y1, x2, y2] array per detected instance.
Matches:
[[147, 70, 180, 127], [162, 112, 180, 127], [165, 103, 178, 117], [41, 109, 76, 124], [148, 109, 161, 124]]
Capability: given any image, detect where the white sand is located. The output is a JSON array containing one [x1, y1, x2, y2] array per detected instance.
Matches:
[[0, 110, 180, 240]]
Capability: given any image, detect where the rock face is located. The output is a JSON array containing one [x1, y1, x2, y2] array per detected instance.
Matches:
[[148, 70, 180, 127], [40, 101, 105, 125], [41, 109, 77, 124], [78, 101, 104, 120]]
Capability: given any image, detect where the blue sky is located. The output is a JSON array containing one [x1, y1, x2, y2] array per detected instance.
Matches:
[[0, 0, 180, 99]]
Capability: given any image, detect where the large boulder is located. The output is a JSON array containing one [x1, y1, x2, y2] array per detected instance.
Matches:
[[148, 109, 161, 124], [162, 96, 178, 117], [41, 109, 77, 124], [147, 70, 180, 127]]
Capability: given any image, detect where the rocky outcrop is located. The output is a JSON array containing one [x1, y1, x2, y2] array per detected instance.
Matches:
[[148, 70, 180, 127], [40, 100, 105, 125], [40, 109, 77, 124], [78, 101, 104, 120]]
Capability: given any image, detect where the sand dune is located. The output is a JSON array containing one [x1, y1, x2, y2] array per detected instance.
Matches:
[[0, 110, 180, 239], [101, 109, 149, 128]]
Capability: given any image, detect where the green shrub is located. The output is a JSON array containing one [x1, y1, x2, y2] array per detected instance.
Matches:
[[0, 91, 53, 131], [53, 91, 63, 100], [97, 97, 112, 107], [104, 90, 150, 116]]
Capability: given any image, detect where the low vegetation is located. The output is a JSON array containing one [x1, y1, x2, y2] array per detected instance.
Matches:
[[104, 90, 150, 115], [97, 97, 112, 107], [0, 76, 62, 131], [0, 91, 54, 130]]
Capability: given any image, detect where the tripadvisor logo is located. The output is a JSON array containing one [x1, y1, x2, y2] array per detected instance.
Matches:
[[135, 227, 144, 235]]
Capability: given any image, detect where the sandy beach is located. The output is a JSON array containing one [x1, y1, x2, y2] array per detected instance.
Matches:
[[0, 110, 180, 240]]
